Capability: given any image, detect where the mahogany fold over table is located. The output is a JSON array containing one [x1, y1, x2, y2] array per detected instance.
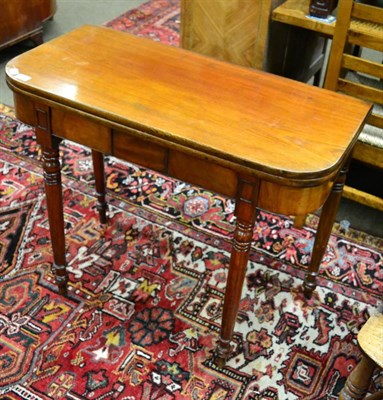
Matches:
[[5, 25, 371, 364]]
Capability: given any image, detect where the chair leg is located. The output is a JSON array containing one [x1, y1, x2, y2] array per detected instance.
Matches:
[[365, 391, 383, 400], [91, 150, 108, 224], [340, 354, 377, 400], [303, 162, 348, 297]]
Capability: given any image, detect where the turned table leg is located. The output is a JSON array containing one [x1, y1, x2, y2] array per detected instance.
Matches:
[[303, 162, 348, 298], [216, 179, 260, 366], [91, 150, 107, 224], [340, 354, 377, 400], [41, 139, 68, 296], [35, 104, 68, 296]]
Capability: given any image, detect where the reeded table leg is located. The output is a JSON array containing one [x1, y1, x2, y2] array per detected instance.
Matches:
[[303, 163, 348, 298], [35, 104, 68, 296], [41, 139, 68, 296], [91, 150, 107, 224], [215, 179, 260, 366]]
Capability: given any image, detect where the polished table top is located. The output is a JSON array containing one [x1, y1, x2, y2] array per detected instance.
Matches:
[[6, 25, 371, 188]]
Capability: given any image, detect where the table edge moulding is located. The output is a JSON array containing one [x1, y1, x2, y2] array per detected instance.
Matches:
[[5, 25, 372, 366]]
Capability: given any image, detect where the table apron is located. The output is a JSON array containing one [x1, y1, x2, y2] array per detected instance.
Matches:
[[14, 91, 335, 216]]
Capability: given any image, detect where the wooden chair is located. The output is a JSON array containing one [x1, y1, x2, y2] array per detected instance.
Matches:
[[324, 0, 383, 211], [340, 313, 383, 400]]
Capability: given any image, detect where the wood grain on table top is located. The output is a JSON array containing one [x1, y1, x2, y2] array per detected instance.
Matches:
[[6, 25, 372, 180]]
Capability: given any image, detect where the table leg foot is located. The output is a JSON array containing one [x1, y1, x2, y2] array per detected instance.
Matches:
[[52, 263, 68, 296], [303, 272, 317, 298], [215, 337, 232, 367]]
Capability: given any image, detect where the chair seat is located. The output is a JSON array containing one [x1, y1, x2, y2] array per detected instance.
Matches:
[[358, 312, 383, 369]]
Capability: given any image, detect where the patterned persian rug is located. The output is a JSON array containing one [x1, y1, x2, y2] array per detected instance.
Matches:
[[0, 0, 382, 399]]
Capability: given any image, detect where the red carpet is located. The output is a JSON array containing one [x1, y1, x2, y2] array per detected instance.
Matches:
[[0, 1, 382, 398]]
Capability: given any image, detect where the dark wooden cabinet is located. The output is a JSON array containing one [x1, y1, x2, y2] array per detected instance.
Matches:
[[0, 0, 56, 50]]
